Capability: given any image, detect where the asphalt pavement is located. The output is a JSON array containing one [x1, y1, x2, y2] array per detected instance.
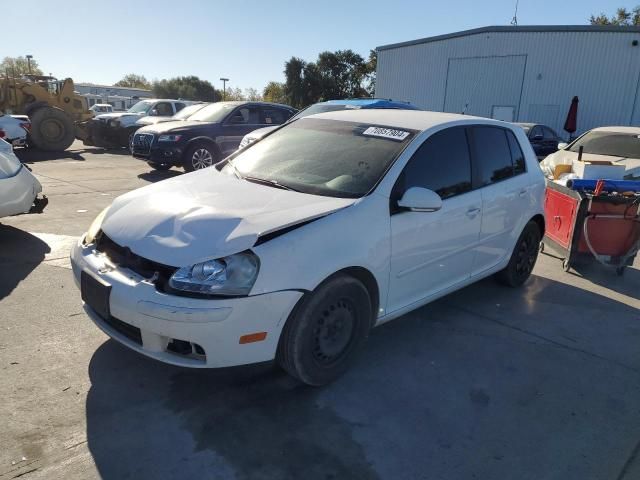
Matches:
[[0, 141, 639, 480]]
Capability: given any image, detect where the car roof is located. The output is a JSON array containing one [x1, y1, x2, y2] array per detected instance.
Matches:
[[322, 98, 419, 110], [307, 109, 503, 132], [591, 126, 640, 134]]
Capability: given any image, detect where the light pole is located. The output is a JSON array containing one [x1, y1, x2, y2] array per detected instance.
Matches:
[[220, 77, 229, 100], [26, 55, 33, 74]]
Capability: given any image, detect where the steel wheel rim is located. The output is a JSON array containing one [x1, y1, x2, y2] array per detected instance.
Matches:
[[192, 148, 213, 169], [42, 118, 64, 141], [515, 230, 538, 276], [312, 298, 356, 366]]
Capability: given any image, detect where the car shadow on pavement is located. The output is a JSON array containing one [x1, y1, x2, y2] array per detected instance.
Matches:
[[15, 148, 86, 163], [137, 170, 183, 183], [0, 224, 50, 300], [85, 274, 640, 480]]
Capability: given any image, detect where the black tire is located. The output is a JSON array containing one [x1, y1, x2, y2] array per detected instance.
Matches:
[[497, 221, 541, 287], [277, 274, 372, 386], [183, 142, 218, 172], [147, 162, 171, 171], [29, 107, 75, 151]]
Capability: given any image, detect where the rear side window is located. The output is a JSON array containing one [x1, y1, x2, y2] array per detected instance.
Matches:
[[471, 126, 515, 186], [175, 102, 186, 112], [261, 108, 288, 125], [506, 130, 526, 175], [396, 127, 472, 200]]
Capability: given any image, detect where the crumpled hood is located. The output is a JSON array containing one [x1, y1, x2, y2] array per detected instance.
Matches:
[[101, 169, 356, 267]]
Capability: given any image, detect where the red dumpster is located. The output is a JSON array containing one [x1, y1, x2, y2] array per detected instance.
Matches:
[[541, 180, 640, 275]]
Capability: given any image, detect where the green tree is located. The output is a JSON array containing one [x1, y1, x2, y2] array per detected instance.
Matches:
[[1, 56, 43, 76], [115, 73, 151, 90], [244, 87, 262, 101], [363, 49, 377, 97], [263, 81, 287, 104], [284, 57, 307, 108], [223, 87, 245, 101], [590, 6, 640, 25], [152, 76, 220, 101]]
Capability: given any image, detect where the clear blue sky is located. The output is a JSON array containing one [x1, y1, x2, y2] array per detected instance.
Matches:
[[5, 0, 625, 92]]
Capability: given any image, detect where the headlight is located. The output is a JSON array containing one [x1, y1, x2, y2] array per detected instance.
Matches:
[[158, 134, 182, 142], [109, 119, 119, 127], [169, 252, 259, 296], [84, 207, 109, 244]]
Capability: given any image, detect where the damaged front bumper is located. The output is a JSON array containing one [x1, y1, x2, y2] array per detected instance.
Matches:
[[76, 119, 130, 149]]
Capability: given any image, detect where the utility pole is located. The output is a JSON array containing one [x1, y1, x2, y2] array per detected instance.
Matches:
[[220, 77, 229, 100], [26, 55, 33, 74]]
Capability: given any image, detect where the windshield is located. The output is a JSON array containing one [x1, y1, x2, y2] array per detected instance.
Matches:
[[172, 103, 205, 120], [569, 131, 640, 159], [127, 100, 153, 114], [289, 104, 358, 122], [188, 103, 237, 122], [221, 118, 415, 198]]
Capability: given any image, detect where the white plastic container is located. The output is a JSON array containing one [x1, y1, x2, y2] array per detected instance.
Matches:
[[572, 160, 626, 180]]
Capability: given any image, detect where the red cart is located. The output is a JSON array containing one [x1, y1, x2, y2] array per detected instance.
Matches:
[[541, 180, 640, 275]]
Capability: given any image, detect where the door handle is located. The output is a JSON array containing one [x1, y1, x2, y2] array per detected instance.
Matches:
[[519, 188, 528, 197], [466, 207, 481, 218]]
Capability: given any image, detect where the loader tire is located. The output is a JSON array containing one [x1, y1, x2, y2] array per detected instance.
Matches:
[[30, 107, 75, 151]]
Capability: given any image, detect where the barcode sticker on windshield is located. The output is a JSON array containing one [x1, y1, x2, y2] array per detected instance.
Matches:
[[362, 126, 410, 141]]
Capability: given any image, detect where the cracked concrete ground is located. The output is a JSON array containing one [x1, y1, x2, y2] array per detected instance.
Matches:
[[1, 141, 639, 479]]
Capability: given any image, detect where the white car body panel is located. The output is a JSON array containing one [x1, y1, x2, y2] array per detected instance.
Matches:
[[540, 126, 640, 179], [239, 126, 278, 148], [0, 115, 28, 146], [71, 110, 545, 368], [0, 140, 42, 218]]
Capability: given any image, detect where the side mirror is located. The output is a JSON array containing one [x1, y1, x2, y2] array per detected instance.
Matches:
[[557, 142, 568, 150], [397, 187, 442, 212], [149, 109, 158, 116], [533, 134, 543, 141]]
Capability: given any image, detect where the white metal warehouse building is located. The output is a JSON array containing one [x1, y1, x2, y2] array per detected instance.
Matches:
[[375, 25, 640, 137]]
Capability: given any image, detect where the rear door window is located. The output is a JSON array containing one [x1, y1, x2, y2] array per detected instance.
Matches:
[[394, 126, 472, 200], [227, 106, 261, 125], [154, 102, 173, 116], [261, 108, 288, 125], [506, 130, 526, 175], [470, 126, 515, 187]]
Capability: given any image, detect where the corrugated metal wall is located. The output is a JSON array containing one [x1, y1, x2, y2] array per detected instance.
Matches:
[[376, 29, 640, 136]]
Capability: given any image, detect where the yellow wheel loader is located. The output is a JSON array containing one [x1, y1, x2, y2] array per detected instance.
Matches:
[[0, 75, 93, 151]]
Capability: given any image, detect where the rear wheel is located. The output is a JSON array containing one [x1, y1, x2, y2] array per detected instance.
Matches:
[[497, 221, 541, 287], [147, 162, 171, 171], [29, 107, 75, 151], [183, 143, 218, 172], [277, 274, 372, 386]]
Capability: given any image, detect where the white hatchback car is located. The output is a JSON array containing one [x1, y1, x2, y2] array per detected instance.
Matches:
[[0, 139, 46, 218], [71, 110, 545, 385]]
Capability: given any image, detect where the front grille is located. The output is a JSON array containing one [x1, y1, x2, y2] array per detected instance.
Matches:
[[132, 132, 154, 155], [95, 231, 175, 280], [103, 315, 142, 345]]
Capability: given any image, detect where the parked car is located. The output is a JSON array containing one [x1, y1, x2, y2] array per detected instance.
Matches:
[[0, 114, 30, 147], [131, 101, 296, 171], [517, 123, 563, 159], [238, 98, 420, 149], [0, 139, 47, 218], [73, 110, 545, 385], [540, 126, 640, 179], [134, 102, 207, 128], [89, 104, 114, 115], [85, 99, 194, 148]]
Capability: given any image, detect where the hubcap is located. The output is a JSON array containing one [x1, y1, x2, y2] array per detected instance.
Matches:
[[41, 119, 64, 141], [515, 230, 538, 277], [312, 299, 355, 365], [192, 148, 213, 169]]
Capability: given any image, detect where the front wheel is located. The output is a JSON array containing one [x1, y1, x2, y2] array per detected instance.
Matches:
[[277, 274, 372, 386], [497, 221, 541, 287], [183, 143, 218, 172]]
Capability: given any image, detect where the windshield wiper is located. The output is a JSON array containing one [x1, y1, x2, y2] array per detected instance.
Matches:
[[242, 175, 301, 192]]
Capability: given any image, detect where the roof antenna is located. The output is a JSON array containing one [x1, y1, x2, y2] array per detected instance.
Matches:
[[511, 0, 519, 25]]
